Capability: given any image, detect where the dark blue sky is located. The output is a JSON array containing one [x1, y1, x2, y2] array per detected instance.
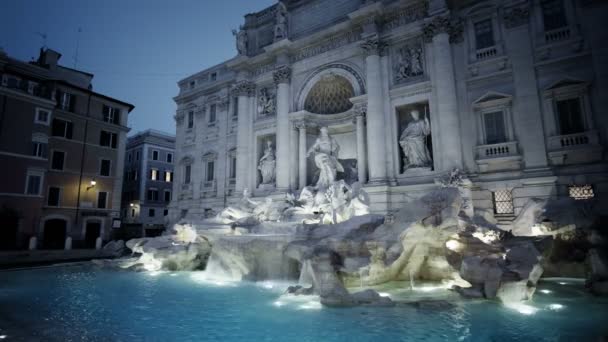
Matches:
[[0, 0, 275, 135]]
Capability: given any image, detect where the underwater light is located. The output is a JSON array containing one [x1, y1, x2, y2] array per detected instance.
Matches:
[[378, 292, 391, 297], [540, 289, 552, 294], [548, 304, 564, 311], [558, 282, 567, 285], [0, 335, 7, 339], [273, 300, 285, 307], [506, 303, 538, 315]]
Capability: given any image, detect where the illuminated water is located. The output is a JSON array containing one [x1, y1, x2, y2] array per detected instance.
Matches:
[[1, 264, 607, 341]]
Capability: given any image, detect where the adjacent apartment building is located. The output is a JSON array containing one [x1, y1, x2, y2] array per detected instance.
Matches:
[[0, 48, 134, 250], [121, 129, 175, 237]]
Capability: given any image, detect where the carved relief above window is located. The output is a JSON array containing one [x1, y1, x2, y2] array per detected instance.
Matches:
[[257, 87, 276, 117], [304, 75, 354, 114], [392, 39, 425, 85]]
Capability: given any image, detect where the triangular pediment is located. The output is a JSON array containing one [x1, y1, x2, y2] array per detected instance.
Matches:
[[473, 91, 512, 105], [545, 78, 588, 91]]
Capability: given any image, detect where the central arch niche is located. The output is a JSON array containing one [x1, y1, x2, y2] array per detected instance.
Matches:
[[304, 75, 355, 114]]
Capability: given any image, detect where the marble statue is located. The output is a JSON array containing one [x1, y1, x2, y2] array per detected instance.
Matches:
[[218, 188, 259, 222], [399, 109, 432, 170], [307, 127, 344, 189], [258, 140, 276, 185], [232, 28, 248, 55], [257, 88, 276, 116], [274, 1, 288, 41]]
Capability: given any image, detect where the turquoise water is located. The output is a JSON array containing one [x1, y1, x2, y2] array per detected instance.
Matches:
[[1, 264, 607, 341]]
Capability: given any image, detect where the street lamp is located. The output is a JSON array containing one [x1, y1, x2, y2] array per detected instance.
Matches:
[[87, 179, 97, 191]]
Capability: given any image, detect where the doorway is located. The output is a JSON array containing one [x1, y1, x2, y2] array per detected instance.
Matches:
[[43, 219, 67, 249], [85, 221, 101, 249]]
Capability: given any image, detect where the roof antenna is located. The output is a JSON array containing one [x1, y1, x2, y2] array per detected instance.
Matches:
[[73, 27, 82, 68], [35, 32, 47, 49]]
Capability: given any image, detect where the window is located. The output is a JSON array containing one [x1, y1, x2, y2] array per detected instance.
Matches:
[[556, 98, 584, 135], [32, 142, 48, 158], [149, 209, 156, 217], [48, 187, 60, 206], [164, 209, 169, 216], [230, 157, 237, 179], [164, 171, 173, 182], [209, 105, 217, 123], [147, 189, 159, 201], [184, 165, 192, 184], [484, 111, 507, 144], [100, 130, 118, 149], [128, 153, 132, 163], [474, 19, 494, 50], [232, 97, 239, 117], [51, 151, 65, 170], [189, 81, 195, 89], [97, 192, 108, 209], [187, 111, 194, 129], [541, 0, 568, 31], [493, 190, 514, 215], [102, 105, 120, 125], [131, 208, 136, 217], [150, 169, 159, 181], [206, 161, 215, 182], [152, 150, 159, 161], [164, 190, 171, 202], [100, 159, 111, 177], [136, 151, 140, 161], [134, 170, 138, 181], [56, 91, 75, 111], [35, 108, 51, 125], [166, 153, 173, 163], [51, 119, 73, 139], [25, 172, 42, 195], [210, 72, 217, 81], [569, 185, 594, 200]]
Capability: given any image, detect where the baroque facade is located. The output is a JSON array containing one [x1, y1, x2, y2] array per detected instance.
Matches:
[[170, 0, 608, 226]]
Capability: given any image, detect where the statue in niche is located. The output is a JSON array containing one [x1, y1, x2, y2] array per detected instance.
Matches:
[[232, 28, 248, 55], [257, 88, 276, 116], [395, 45, 424, 81], [399, 109, 432, 171], [274, 1, 288, 41], [258, 140, 276, 185], [307, 127, 344, 189]]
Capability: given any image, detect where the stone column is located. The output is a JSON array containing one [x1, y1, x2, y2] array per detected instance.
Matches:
[[354, 104, 367, 183], [290, 125, 298, 190], [273, 65, 292, 191], [361, 38, 387, 183], [423, 16, 463, 171], [231, 81, 255, 193], [296, 121, 307, 189]]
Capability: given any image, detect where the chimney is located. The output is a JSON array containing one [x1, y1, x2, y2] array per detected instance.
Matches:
[[37, 48, 62, 67]]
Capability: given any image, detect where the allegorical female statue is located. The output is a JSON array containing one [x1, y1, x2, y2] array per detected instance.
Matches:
[[232, 28, 248, 55], [258, 140, 276, 184], [274, 1, 288, 41], [399, 109, 432, 170], [307, 127, 344, 189]]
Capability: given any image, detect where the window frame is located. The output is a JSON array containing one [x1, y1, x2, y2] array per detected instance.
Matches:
[[164, 190, 171, 202], [150, 168, 159, 181], [25, 169, 44, 196], [492, 189, 514, 215], [99, 159, 112, 177], [34, 108, 52, 125], [47, 186, 61, 207], [97, 191, 108, 209], [152, 150, 159, 161], [99, 130, 118, 149], [51, 150, 66, 171], [51, 118, 73, 139], [166, 153, 173, 163]]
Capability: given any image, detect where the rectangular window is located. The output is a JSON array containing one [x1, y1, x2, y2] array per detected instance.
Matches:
[[131, 208, 136, 217], [136, 151, 140, 161], [542, 0, 568, 31], [556, 98, 584, 135], [97, 191, 108, 209], [35, 108, 51, 125], [230, 157, 237, 179], [147, 189, 159, 201], [164, 171, 173, 182], [48, 187, 60, 206], [211, 72, 217, 81], [164, 209, 169, 216], [25, 173, 42, 195], [128, 153, 132, 163], [100, 159, 111, 177], [102, 105, 120, 124], [51, 151, 65, 170], [166, 153, 173, 163], [206, 161, 215, 182], [56, 91, 75, 111], [187, 111, 194, 129], [493, 190, 514, 215], [232, 97, 239, 117], [484, 111, 507, 144], [152, 150, 159, 161], [150, 169, 159, 181], [32, 142, 48, 158], [474, 19, 494, 50], [100, 130, 118, 148], [569, 184, 594, 200], [209, 105, 217, 123], [185, 165, 191, 184], [164, 190, 171, 202], [51, 119, 73, 139], [149, 209, 155, 217]]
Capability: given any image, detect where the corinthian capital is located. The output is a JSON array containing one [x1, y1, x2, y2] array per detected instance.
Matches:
[[422, 15, 463, 44], [354, 103, 367, 117], [231, 81, 256, 97], [273, 65, 292, 84], [360, 38, 387, 56]]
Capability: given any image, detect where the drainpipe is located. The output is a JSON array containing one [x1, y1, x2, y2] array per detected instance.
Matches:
[[74, 93, 92, 227]]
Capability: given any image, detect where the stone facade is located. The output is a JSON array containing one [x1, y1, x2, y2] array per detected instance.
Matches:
[[170, 0, 608, 227]]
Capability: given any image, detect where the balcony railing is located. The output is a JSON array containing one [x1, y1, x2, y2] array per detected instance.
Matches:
[[545, 27, 570, 43], [475, 46, 498, 61], [476, 141, 519, 159], [548, 130, 599, 151], [1, 74, 54, 100]]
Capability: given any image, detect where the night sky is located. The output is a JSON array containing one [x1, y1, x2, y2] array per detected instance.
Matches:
[[0, 0, 276, 135]]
